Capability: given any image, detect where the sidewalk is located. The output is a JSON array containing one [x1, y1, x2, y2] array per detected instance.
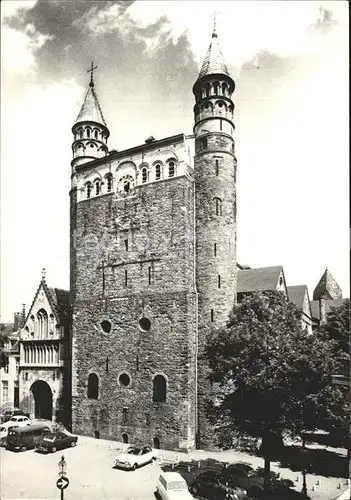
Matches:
[[78, 435, 349, 500]]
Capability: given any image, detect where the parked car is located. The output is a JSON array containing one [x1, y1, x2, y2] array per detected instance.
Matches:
[[1, 415, 31, 430], [189, 470, 247, 500], [35, 431, 78, 453], [221, 462, 270, 497], [1, 409, 29, 423], [115, 445, 156, 470], [156, 472, 195, 500], [0, 425, 14, 446], [6, 424, 50, 451]]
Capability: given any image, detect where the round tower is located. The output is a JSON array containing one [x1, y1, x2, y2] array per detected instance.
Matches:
[[71, 67, 110, 171], [194, 26, 237, 447]]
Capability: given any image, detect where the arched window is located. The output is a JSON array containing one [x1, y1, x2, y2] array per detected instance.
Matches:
[[87, 373, 99, 399], [86, 183, 92, 199], [213, 81, 219, 95], [199, 137, 207, 150], [37, 309, 48, 338], [153, 374, 167, 403], [168, 162, 175, 178], [222, 82, 228, 96], [95, 181, 100, 196], [78, 129, 83, 139], [106, 175, 113, 192], [122, 433, 129, 443], [153, 437, 160, 449], [94, 130, 98, 139], [86, 128, 91, 138], [49, 313, 54, 333], [214, 197, 222, 216], [204, 83, 210, 97], [155, 164, 161, 180], [141, 167, 147, 184]]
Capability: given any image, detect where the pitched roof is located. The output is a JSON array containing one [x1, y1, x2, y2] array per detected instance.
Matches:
[[198, 32, 230, 80], [237, 266, 283, 294], [24, 279, 69, 326], [313, 268, 342, 300], [75, 83, 107, 128], [287, 285, 307, 310]]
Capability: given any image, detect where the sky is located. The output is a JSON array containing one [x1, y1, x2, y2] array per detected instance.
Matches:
[[0, 0, 349, 323]]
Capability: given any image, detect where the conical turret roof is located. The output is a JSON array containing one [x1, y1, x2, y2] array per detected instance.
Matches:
[[313, 268, 343, 300], [75, 82, 107, 128], [197, 31, 229, 80]]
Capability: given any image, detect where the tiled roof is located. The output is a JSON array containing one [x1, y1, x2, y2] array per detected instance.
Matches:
[[75, 84, 107, 127], [313, 268, 342, 300], [198, 32, 229, 80], [237, 266, 283, 294], [287, 285, 307, 310]]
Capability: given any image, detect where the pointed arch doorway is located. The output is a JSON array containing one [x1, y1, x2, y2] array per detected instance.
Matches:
[[30, 380, 53, 420]]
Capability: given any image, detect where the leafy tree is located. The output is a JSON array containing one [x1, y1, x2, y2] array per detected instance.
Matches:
[[205, 291, 346, 493], [322, 299, 349, 374]]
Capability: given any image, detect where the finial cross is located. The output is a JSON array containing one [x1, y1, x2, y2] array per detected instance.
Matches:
[[210, 9, 221, 37], [41, 268, 46, 281], [87, 61, 98, 87]]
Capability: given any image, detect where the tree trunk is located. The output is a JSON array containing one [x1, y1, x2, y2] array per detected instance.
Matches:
[[264, 453, 271, 493]]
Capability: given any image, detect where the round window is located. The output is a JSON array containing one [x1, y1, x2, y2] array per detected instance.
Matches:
[[101, 320, 112, 333], [139, 317, 151, 331], [119, 373, 131, 387]]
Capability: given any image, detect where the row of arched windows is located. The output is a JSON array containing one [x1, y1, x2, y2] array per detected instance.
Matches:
[[26, 310, 55, 339], [84, 160, 178, 199], [23, 344, 59, 365], [87, 373, 167, 402], [198, 100, 233, 114], [74, 127, 107, 142], [141, 161, 175, 184], [195, 81, 232, 102]]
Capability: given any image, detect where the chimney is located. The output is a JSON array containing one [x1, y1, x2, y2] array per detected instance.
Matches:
[[21, 304, 26, 328], [13, 312, 20, 331]]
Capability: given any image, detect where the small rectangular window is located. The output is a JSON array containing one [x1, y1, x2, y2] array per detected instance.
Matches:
[[124, 269, 128, 287], [124, 239, 128, 251], [215, 159, 219, 176], [211, 309, 214, 322], [136, 355, 139, 371], [218, 275, 221, 288], [214, 243, 217, 256], [148, 267, 152, 285], [122, 407, 128, 424], [220, 119, 223, 131]]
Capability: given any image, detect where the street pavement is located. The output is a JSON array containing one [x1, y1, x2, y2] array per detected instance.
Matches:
[[0, 434, 349, 499]]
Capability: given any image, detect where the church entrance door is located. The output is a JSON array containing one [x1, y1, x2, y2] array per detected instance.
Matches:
[[30, 380, 53, 420]]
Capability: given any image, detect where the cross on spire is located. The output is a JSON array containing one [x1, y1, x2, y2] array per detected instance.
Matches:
[[87, 61, 98, 87], [41, 268, 46, 282], [210, 9, 221, 38]]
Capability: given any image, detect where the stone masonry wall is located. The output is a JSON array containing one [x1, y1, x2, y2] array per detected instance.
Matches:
[[71, 176, 197, 451], [195, 132, 237, 448]]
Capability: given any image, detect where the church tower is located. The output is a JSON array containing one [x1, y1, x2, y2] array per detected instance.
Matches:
[[193, 24, 237, 446]]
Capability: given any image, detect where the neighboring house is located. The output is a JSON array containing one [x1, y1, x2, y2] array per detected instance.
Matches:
[[310, 269, 347, 327], [0, 332, 20, 411], [237, 265, 288, 302], [19, 273, 70, 427], [287, 285, 313, 335]]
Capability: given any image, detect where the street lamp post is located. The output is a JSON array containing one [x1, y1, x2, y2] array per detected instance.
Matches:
[[301, 439, 307, 495], [58, 455, 67, 500]]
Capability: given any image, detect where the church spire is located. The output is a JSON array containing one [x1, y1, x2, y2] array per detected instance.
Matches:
[[196, 19, 229, 81], [71, 62, 110, 168]]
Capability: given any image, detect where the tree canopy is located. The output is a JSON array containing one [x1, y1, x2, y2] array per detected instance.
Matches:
[[205, 291, 346, 449]]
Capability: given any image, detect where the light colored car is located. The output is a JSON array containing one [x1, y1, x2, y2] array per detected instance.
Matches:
[[1, 415, 31, 430], [156, 472, 195, 500], [114, 445, 156, 470]]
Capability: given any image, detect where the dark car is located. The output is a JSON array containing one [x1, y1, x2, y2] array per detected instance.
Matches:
[[189, 470, 247, 500], [35, 431, 78, 453], [221, 463, 276, 498], [6, 424, 50, 451]]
